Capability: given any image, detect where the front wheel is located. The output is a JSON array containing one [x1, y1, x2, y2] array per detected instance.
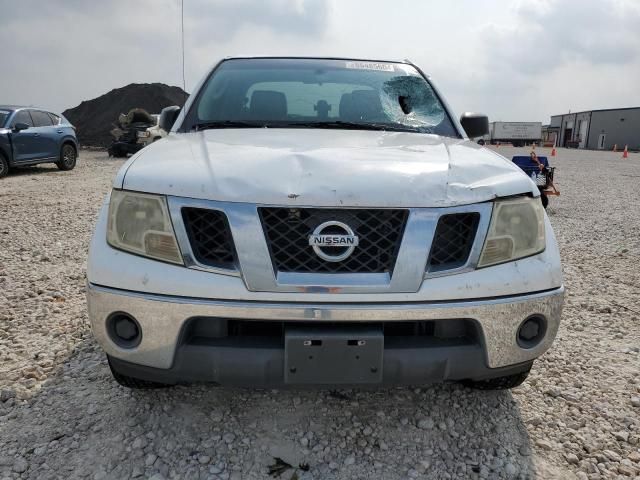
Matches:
[[0, 153, 9, 178], [56, 144, 77, 171], [462, 366, 531, 390]]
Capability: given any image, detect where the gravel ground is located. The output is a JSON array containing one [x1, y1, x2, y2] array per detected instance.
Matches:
[[1, 147, 639, 480]]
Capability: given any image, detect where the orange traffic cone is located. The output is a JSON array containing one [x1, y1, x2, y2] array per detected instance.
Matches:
[[623, 145, 628, 159], [613, 144, 617, 152], [551, 146, 556, 157]]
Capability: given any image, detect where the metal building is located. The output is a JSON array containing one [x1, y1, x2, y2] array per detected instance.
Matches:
[[548, 107, 640, 150]]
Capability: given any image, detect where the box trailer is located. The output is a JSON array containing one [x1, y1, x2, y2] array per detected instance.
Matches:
[[488, 122, 542, 147]]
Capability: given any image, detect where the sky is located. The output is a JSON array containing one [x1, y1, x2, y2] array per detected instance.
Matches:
[[1, 0, 640, 123]]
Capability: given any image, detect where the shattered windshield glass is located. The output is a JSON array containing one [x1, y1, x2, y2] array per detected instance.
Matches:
[[185, 58, 459, 137]]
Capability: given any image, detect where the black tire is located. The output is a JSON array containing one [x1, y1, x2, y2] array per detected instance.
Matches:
[[462, 367, 531, 390], [108, 144, 127, 158], [477, 139, 485, 146], [107, 355, 171, 389], [56, 143, 77, 171], [0, 153, 8, 178], [540, 193, 549, 209]]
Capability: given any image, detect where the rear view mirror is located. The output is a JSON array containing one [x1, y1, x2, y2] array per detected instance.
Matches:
[[159, 106, 181, 132], [13, 122, 30, 132], [460, 112, 489, 139]]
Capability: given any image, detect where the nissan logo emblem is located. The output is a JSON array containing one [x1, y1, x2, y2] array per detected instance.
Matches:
[[308, 221, 359, 262]]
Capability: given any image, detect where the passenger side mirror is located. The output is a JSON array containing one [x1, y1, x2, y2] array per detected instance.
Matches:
[[12, 122, 30, 133], [460, 112, 489, 139], [159, 106, 181, 132]]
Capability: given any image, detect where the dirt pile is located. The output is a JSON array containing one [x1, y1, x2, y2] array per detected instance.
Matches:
[[62, 83, 187, 147]]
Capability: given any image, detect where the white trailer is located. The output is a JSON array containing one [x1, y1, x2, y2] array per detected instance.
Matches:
[[488, 122, 542, 147]]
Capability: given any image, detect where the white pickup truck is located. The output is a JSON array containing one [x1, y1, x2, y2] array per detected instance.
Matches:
[[87, 57, 563, 390]]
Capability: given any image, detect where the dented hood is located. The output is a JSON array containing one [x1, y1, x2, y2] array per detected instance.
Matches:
[[119, 129, 537, 207]]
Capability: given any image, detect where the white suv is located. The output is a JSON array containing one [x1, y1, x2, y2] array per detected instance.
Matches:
[[87, 57, 563, 390]]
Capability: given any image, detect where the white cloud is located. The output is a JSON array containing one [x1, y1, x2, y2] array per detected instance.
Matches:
[[1, 0, 639, 123]]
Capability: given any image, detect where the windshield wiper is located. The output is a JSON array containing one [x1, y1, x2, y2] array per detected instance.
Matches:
[[279, 120, 421, 132], [192, 120, 422, 133], [192, 120, 267, 131]]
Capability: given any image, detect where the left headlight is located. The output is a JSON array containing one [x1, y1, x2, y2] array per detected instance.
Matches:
[[107, 189, 183, 265], [478, 196, 545, 268]]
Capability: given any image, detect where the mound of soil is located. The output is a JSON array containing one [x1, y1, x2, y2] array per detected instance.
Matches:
[[62, 83, 187, 147]]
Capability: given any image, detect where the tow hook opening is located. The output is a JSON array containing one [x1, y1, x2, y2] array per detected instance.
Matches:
[[517, 315, 547, 349], [107, 312, 142, 348]]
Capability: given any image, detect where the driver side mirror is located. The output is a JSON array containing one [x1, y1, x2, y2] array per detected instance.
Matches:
[[159, 106, 181, 132], [460, 112, 489, 139], [12, 122, 30, 133]]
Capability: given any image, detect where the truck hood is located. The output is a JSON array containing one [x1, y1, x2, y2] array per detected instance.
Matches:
[[118, 129, 536, 207]]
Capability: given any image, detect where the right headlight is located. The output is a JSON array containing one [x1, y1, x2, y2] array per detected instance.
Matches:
[[107, 189, 183, 265], [478, 196, 545, 268]]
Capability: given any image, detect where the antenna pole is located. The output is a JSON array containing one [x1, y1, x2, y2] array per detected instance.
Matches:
[[181, 0, 186, 99]]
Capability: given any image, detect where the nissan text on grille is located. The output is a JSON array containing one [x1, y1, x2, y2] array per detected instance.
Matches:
[[87, 57, 563, 389]]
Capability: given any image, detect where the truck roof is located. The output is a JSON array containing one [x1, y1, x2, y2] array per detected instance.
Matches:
[[222, 55, 413, 64]]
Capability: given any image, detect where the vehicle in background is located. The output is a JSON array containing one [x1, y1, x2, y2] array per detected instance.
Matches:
[[108, 109, 156, 158], [484, 122, 542, 147], [512, 154, 560, 209], [476, 132, 490, 145], [0, 106, 78, 178], [137, 114, 168, 146]]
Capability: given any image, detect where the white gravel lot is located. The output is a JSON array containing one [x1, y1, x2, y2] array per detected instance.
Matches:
[[0, 147, 639, 480]]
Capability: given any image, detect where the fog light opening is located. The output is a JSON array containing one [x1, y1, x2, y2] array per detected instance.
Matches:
[[107, 312, 142, 348], [517, 315, 547, 349]]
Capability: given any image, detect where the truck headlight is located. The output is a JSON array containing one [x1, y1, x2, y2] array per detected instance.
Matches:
[[137, 131, 151, 138], [478, 197, 545, 268], [107, 190, 183, 264]]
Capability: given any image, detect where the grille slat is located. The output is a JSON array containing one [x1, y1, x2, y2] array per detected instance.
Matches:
[[181, 206, 480, 276], [259, 208, 408, 274], [182, 208, 236, 269], [427, 213, 480, 272]]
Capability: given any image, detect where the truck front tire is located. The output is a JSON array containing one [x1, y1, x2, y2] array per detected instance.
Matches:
[[462, 365, 531, 390], [107, 355, 171, 389]]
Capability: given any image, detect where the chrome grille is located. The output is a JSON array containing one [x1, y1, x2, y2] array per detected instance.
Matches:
[[181, 207, 236, 269], [427, 213, 480, 272], [259, 208, 408, 274]]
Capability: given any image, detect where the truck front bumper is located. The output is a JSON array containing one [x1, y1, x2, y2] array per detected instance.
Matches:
[[88, 283, 564, 386]]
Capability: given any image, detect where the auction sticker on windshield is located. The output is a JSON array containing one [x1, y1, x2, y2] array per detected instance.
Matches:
[[345, 61, 395, 72]]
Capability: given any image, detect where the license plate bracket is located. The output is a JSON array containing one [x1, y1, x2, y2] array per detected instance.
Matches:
[[284, 326, 384, 384]]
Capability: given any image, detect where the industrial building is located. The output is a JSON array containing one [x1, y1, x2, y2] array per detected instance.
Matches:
[[545, 107, 640, 150]]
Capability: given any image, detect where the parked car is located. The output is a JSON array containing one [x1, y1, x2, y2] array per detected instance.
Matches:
[[137, 114, 168, 146], [108, 109, 156, 158], [0, 106, 78, 178], [87, 57, 564, 390]]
